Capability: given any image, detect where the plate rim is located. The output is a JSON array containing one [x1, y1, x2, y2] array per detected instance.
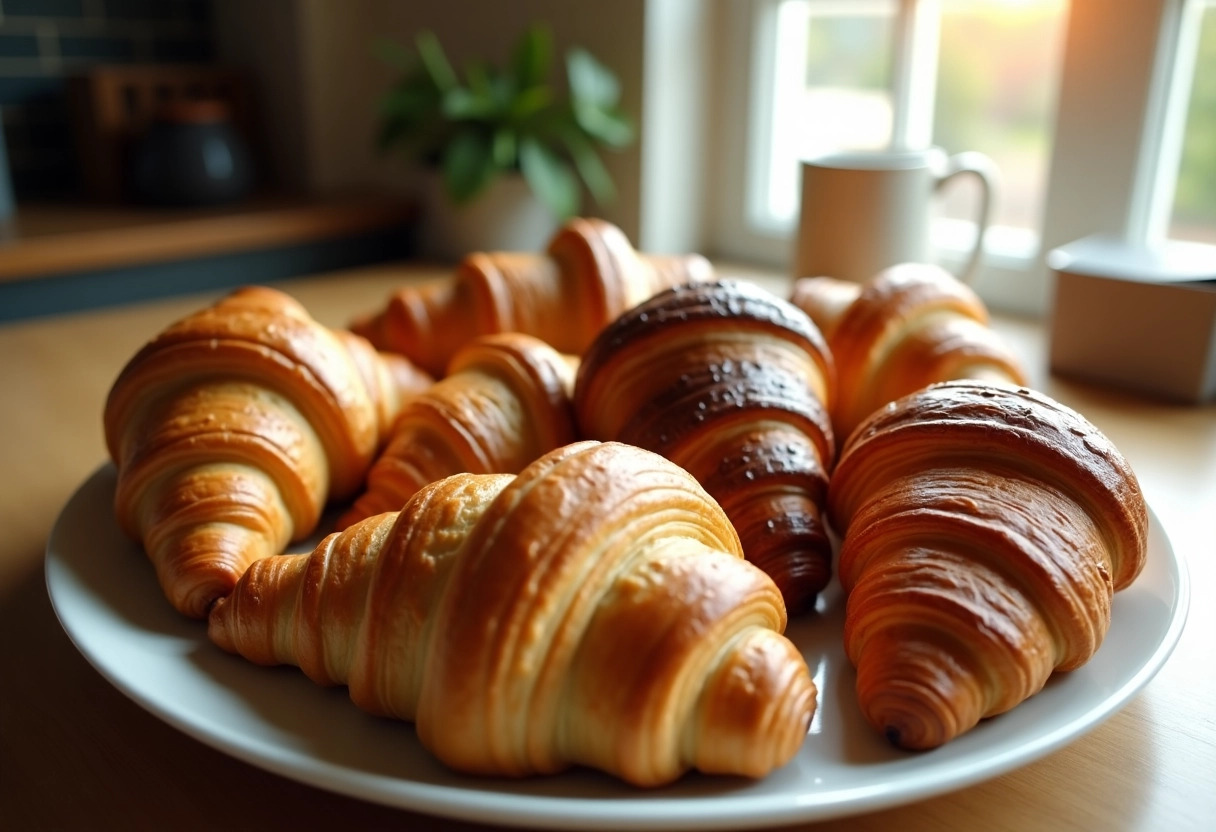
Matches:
[[44, 463, 1190, 831]]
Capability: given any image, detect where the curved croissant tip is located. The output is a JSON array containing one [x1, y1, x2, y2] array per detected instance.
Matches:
[[851, 636, 988, 751], [861, 683, 966, 751], [173, 576, 236, 621], [689, 630, 816, 779], [348, 312, 375, 338], [878, 711, 936, 751], [206, 598, 230, 645]]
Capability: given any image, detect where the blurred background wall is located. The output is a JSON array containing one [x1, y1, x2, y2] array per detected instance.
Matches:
[[0, 0, 714, 253], [0, 0, 214, 200], [211, 0, 714, 252]]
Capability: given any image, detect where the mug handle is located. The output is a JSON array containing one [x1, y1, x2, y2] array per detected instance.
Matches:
[[934, 151, 999, 285]]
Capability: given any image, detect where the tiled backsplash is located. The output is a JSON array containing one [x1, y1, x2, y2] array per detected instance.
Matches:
[[0, 0, 213, 199]]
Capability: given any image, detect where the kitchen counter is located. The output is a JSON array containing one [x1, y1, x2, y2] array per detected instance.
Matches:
[[1, 262, 1212, 831], [0, 194, 418, 283], [0, 194, 419, 323]]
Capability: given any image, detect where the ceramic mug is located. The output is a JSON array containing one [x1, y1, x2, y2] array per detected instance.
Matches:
[[792, 146, 997, 285]]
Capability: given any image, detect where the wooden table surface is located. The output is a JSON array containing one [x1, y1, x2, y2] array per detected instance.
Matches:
[[1, 262, 1213, 831]]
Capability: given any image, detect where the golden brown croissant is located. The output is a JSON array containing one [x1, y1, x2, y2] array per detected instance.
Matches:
[[790, 263, 1027, 444], [337, 332, 578, 528], [350, 217, 715, 376], [574, 280, 836, 613], [208, 440, 815, 786], [828, 380, 1148, 750], [103, 285, 433, 618]]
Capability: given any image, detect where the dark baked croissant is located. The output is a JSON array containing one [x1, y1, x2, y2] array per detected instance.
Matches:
[[103, 286, 432, 618], [790, 263, 1027, 444], [574, 279, 836, 613], [350, 217, 715, 376], [337, 332, 578, 528], [209, 440, 816, 786], [828, 380, 1149, 749]]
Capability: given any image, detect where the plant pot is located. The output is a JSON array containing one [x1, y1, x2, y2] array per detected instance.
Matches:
[[416, 170, 560, 261]]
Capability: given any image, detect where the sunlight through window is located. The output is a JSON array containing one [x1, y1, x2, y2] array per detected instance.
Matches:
[[763, 0, 896, 225], [761, 0, 1067, 259], [933, 0, 1067, 248], [1170, 0, 1216, 244]]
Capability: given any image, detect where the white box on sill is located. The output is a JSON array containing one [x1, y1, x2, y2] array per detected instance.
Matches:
[[1047, 234, 1216, 404]]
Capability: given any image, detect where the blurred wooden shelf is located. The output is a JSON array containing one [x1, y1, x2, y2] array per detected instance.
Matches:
[[0, 193, 418, 283]]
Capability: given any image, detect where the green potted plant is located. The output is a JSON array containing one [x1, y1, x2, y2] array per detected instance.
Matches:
[[376, 24, 635, 255]]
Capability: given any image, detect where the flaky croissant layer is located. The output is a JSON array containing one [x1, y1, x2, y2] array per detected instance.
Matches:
[[337, 332, 578, 529], [351, 217, 715, 377], [575, 279, 837, 613], [209, 441, 816, 786], [104, 286, 431, 618], [790, 263, 1027, 445], [829, 380, 1148, 749]]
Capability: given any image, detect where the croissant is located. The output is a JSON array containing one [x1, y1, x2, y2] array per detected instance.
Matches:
[[208, 440, 815, 786], [828, 380, 1149, 750], [337, 332, 578, 528], [574, 280, 836, 613], [103, 285, 433, 618], [350, 217, 715, 376], [790, 263, 1027, 444]]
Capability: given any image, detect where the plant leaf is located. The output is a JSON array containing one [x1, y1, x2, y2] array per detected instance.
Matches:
[[416, 30, 458, 92], [566, 48, 634, 148], [374, 26, 632, 206], [464, 61, 492, 98], [573, 104, 635, 148], [379, 76, 440, 122], [491, 127, 518, 169], [488, 72, 519, 115], [512, 23, 553, 90], [443, 129, 499, 203], [567, 48, 620, 109], [508, 85, 552, 120], [520, 137, 579, 218], [376, 74, 447, 155], [561, 129, 615, 206], [443, 85, 496, 120]]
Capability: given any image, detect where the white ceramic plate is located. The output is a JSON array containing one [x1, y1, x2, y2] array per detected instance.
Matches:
[[46, 464, 1188, 831]]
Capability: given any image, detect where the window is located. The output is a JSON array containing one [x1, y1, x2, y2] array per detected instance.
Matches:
[[932, 0, 1067, 255], [756, 0, 896, 231], [710, 0, 1214, 316], [754, 0, 1065, 248], [1169, 0, 1216, 244]]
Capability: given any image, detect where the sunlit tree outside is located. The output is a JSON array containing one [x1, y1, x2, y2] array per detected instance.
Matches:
[[932, 0, 1067, 235], [768, 0, 1067, 244]]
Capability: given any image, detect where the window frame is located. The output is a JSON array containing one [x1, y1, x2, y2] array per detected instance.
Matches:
[[707, 0, 1208, 317]]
